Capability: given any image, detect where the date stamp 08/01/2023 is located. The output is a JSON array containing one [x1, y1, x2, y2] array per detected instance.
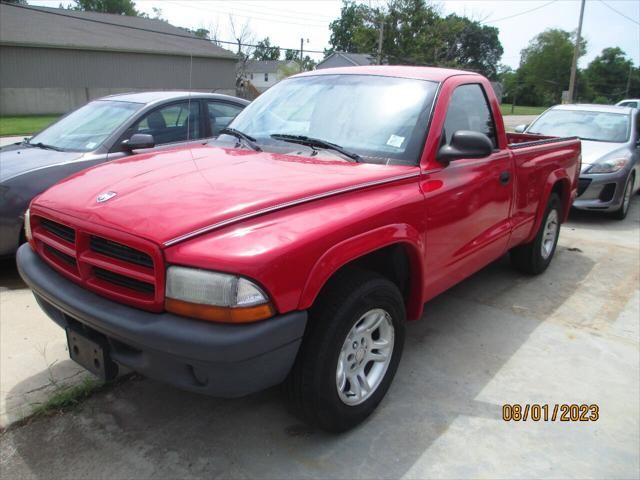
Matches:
[[502, 404, 600, 422]]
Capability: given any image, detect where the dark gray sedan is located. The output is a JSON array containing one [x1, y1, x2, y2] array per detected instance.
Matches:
[[0, 91, 248, 256], [519, 104, 639, 220]]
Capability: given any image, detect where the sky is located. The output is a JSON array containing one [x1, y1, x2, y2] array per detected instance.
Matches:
[[30, 0, 640, 69]]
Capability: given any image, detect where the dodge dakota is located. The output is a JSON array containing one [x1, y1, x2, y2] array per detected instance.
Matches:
[[17, 66, 581, 432]]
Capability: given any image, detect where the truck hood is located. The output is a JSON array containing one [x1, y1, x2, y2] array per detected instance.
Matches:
[[0, 143, 84, 183], [34, 145, 418, 246]]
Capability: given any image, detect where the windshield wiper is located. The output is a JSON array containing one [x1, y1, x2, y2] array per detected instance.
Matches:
[[270, 134, 361, 162], [219, 128, 262, 152], [27, 141, 65, 152]]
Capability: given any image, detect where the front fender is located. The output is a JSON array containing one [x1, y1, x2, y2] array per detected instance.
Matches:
[[298, 224, 426, 320]]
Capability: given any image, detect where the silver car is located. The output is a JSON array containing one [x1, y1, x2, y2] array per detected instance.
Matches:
[[518, 104, 639, 219], [0, 91, 249, 256]]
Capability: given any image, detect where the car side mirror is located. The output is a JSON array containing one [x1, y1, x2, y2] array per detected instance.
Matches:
[[437, 130, 494, 164], [122, 134, 155, 152], [513, 124, 528, 133]]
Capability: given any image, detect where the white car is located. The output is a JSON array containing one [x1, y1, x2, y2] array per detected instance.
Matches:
[[616, 99, 640, 109]]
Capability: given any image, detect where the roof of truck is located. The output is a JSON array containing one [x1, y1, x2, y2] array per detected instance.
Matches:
[[294, 65, 480, 82]]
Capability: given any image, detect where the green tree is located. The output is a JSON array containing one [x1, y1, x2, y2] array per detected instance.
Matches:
[[435, 14, 503, 79], [252, 37, 281, 61], [71, 0, 138, 15], [284, 50, 317, 71], [192, 28, 210, 39], [326, 0, 503, 78], [327, 1, 380, 55], [585, 48, 637, 103], [517, 29, 586, 105]]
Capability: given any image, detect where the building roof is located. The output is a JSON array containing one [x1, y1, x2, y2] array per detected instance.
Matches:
[[317, 52, 375, 68], [295, 65, 478, 82], [0, 3, 236, 60], [244, 60, 298, 73]]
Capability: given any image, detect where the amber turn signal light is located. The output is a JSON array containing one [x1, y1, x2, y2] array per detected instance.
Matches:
[[165, 298, 275, 323]]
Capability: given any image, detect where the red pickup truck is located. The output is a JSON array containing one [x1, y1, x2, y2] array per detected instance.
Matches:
[[17, 66, 580, 432]]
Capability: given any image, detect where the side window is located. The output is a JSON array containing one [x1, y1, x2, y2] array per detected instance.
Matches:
[[207, 102, 244, 135], [443, 84, 496, 147], [132, 101, 201, 145]]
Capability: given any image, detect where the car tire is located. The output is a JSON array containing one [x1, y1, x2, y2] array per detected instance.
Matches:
[[510, 193, 561, 275], [611, 172, 634, 220], [285, 269, 406, 432]]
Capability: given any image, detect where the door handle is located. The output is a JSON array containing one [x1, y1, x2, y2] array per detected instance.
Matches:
[[499, 171, 511, 185]]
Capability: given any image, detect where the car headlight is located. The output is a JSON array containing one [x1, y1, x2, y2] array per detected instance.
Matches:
[[24, 208, 33, 242], [587, 158, 627, 174], [165, 266, 274, 323]]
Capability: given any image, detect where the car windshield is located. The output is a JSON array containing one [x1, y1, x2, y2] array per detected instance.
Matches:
[[226, 74, 438, 165], [527, 109, 630, 143], [29, 100, 143, 152]]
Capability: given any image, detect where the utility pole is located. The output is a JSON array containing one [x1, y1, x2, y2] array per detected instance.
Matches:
[[567, 0, 586, 103], [300, 37, 304, 64], [377, 21, 384, 65], [625, 64, 632, 97]]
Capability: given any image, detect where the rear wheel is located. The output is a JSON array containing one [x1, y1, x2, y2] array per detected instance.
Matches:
[[611, 172, 634, 220], [285, 270, 405, 432], [510, 193, 561, 275]]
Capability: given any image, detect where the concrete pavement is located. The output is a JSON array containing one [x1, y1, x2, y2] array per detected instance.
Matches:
[[0, 197, 638, 478], [502, 114, 538, 131], [0, 136, 25, 147]]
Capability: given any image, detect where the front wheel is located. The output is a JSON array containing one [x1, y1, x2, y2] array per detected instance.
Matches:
[[285, 270, 406, 432], [510, 193, 561, 275], [611, 172, 634, 220]]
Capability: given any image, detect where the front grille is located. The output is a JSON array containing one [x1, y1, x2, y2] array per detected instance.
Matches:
[[40, 218, 75, 243], [577, 178, 591, 197], [45, 245, 76, 266], [94, 267, 155, 295], [32, 213, 163, 311], [90, 236, 153, 268]]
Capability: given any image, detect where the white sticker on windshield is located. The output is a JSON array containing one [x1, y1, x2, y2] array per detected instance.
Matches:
[[86, 142, 97, 149], [386, 134, 405, 148]]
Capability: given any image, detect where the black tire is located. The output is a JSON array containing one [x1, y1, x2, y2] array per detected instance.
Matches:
[[510, 193, 561, 275], [611, 172, 634, 220], [285, 269, 406, 432]]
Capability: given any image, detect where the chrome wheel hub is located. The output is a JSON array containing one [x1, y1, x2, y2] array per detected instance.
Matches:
[[541, 209, 559, 259], [336, 308, 395, 406]]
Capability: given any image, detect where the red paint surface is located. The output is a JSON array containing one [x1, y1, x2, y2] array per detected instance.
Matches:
[[29, 67, 581, 321]]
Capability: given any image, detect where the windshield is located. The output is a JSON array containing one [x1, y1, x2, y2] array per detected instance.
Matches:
[[527, 109, 630, 143], [29, 100, 143, 152], [226, 74, 438, 165]]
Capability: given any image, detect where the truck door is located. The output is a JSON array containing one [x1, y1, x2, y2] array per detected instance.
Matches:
[[422, 83, 514, 300]]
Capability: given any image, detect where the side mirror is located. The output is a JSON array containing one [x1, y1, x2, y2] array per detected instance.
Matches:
[[513, 124, 528, 133], [437, 130, 494, 164], [122, 133, 155, 151]]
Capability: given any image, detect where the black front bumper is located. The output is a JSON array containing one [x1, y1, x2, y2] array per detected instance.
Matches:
[[17, 244, 307, 397]]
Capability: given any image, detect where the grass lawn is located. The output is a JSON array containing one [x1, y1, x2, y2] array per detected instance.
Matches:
[[500, 104, 547, 116], [0, 115, 60, 137]]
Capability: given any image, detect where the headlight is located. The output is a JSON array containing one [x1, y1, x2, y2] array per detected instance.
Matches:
[[588, 158, 627, 174], [24, 208, 33, 242], [165, 266, 274, 323]]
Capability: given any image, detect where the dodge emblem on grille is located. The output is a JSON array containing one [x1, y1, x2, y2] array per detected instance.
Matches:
[[96, 191, 117, 203]]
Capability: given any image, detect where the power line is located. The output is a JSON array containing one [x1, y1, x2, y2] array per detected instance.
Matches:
[[166, 0, 329, 27], [4, 3, 328, 54], [598, 0, 640, 26], [484, 0, 558, 24]]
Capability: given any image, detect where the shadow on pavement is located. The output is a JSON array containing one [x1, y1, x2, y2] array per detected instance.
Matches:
[[567, 194, 640, 231], [0, 256, 25, 290], [4, 247, 596, 479]]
